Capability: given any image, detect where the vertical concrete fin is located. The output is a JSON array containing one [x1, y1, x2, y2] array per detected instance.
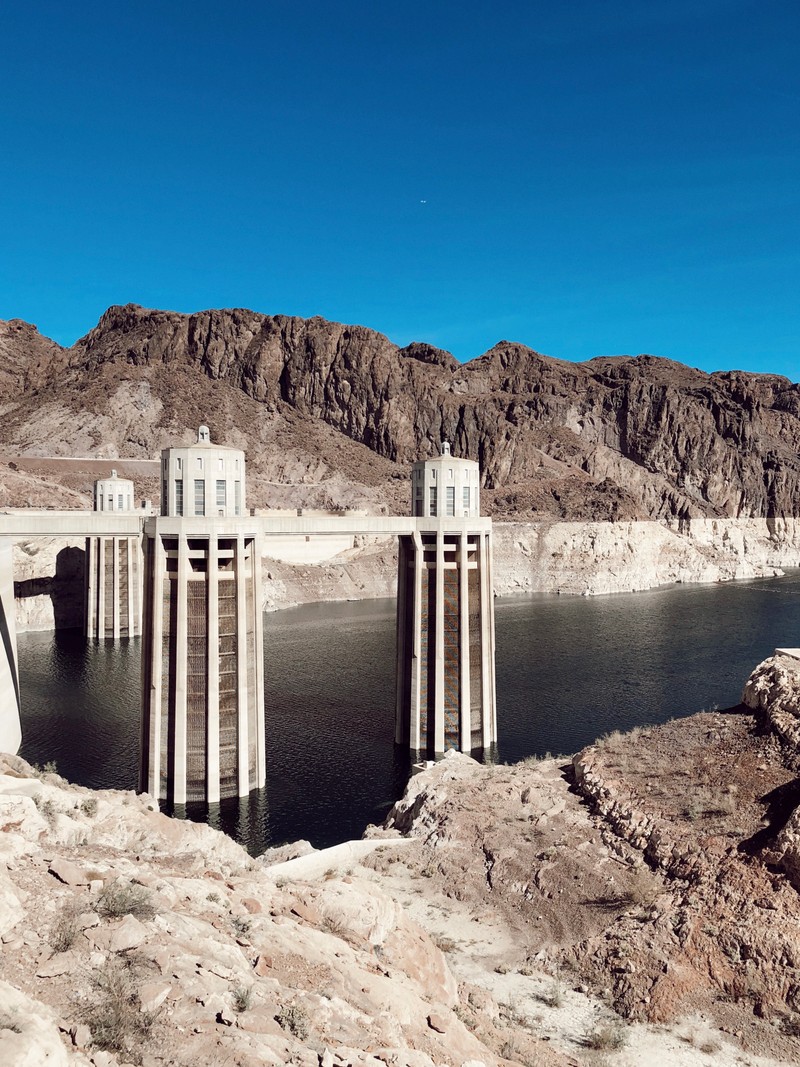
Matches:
[[0, 541, 22, 754]]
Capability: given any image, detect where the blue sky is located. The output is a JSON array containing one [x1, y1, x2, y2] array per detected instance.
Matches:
[[1, 1, 798, 377]]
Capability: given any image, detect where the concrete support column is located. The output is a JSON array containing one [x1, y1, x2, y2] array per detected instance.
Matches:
[[433, 530, 446, 753], [112, 537, 121, 640], [479, 532, 495, 748], [252, 535, 266, 790], [136, 534, 144, 636], [487, 528, 498, 743], [126, 538, 135, 638], [458, 531, 471, 752], [410, 531, 423, 751], [394, 536, 409, 744], [235, 535, 250, 797], [0, 540, 22, 754], [97, 537, 106, 638], [85, 538, 96, 638], [173, 534, 189, 804], [146, 534, 165, 795], [206, 537, 221, 804]]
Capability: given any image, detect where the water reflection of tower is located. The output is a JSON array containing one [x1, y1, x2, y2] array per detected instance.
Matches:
[[85, 470, 142, 640], [395, 442, 497, 756], [140, 427, 265, 804]]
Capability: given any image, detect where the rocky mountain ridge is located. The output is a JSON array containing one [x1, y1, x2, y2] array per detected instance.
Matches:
[[2, 305, 800, 522]]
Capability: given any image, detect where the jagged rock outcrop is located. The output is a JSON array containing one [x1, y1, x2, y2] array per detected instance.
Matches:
[[2, 753, 550, 1067], [374, 712, 800, 1063], [2, 305, 800, 522], [743, 652, 800, 751]]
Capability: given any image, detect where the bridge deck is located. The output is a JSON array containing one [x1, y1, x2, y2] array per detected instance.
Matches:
[[1, 511, 492, 540]]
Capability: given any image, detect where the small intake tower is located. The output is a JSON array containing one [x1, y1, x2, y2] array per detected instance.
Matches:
[[395, 442, 497, 755]]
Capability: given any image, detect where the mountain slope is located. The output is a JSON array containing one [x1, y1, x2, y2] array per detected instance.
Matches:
[[1, 304, 799, 520]]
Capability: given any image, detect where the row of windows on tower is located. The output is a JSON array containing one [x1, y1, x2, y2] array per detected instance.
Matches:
[[413, 467, 476, 481], [97, 493, 132, 511], [164, 479, 242, 516], [414, 485, 471, 516], [163, 456, 240, 472]]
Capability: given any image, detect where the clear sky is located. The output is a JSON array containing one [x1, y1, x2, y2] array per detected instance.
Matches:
[[1, 1, 798, 377]]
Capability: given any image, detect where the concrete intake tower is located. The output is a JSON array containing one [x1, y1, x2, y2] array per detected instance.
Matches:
[[85, 470, 143, 640], [139, 428, 265, 804], [395, 442, 497, 755]]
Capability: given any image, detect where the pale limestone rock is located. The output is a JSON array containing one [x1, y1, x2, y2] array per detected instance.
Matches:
[[492, 517, 798, 599], [109, 913, 148, 952], [427, 1011, 448, 1033], [0, 868, 23, 940], [236, 1009, 282, 1036], [49, 855, 90, 885], [91, 1052, 117, 1067], [69, 1022, 92, 1048], [0, 978, 76, 1066], [0, 773, 41, 798], [0, 793, 49, 849], [36, 951, 80, 978]]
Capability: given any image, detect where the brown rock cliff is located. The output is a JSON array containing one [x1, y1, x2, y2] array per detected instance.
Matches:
[[2, 304, 800, 521]]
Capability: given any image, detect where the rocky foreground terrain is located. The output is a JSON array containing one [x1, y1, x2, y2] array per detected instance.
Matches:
[[5, 654, 800, 1065]]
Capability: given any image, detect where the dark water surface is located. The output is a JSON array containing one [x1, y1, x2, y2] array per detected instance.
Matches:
[[17, 572, 800, 852]]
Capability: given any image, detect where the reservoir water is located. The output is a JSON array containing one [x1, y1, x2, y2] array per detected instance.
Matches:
[[17, 571, 800, 853]]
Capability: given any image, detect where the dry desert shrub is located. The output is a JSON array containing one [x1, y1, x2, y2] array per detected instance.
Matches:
[[33, 794, 58, 827], [48, 898, 82, 953], [683, 786, 737, 821], [588, 865, 658, 911], [584, 1022, 627, 1050], [276, 1002, 309, 1039], [536, 977, 563, 1008], [231, 985, 253, 1013], [85, 955, 158, 1057], [432, 933, 459, 953], [680, 1024, 722, 1053], [230, 915, 251, 938], [98, 879, 156, 920]]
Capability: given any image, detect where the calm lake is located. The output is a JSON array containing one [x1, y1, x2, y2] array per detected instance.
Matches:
[[17, 572, 800, 853]]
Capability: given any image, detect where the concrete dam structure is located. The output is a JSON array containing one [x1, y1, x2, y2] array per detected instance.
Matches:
[[0, 433, 498, 803]]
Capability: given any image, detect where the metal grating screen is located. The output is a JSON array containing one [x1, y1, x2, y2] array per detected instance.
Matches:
[[159, 575, 177, 797], [245, 546, 258, 789], [185, 579, 208, 801], [103, 539, 114, 636], [118, 540, 129, 636], [468, 543, 483, 747], [418, 564, 436, 753], [443, 568, 460, 749], [218, 576, 238, 797]]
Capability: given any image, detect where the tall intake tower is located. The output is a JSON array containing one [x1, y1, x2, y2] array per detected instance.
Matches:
[[395, 442, 497, 755], [140, 427, 265, 804], [85, 470, 142, 639]]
